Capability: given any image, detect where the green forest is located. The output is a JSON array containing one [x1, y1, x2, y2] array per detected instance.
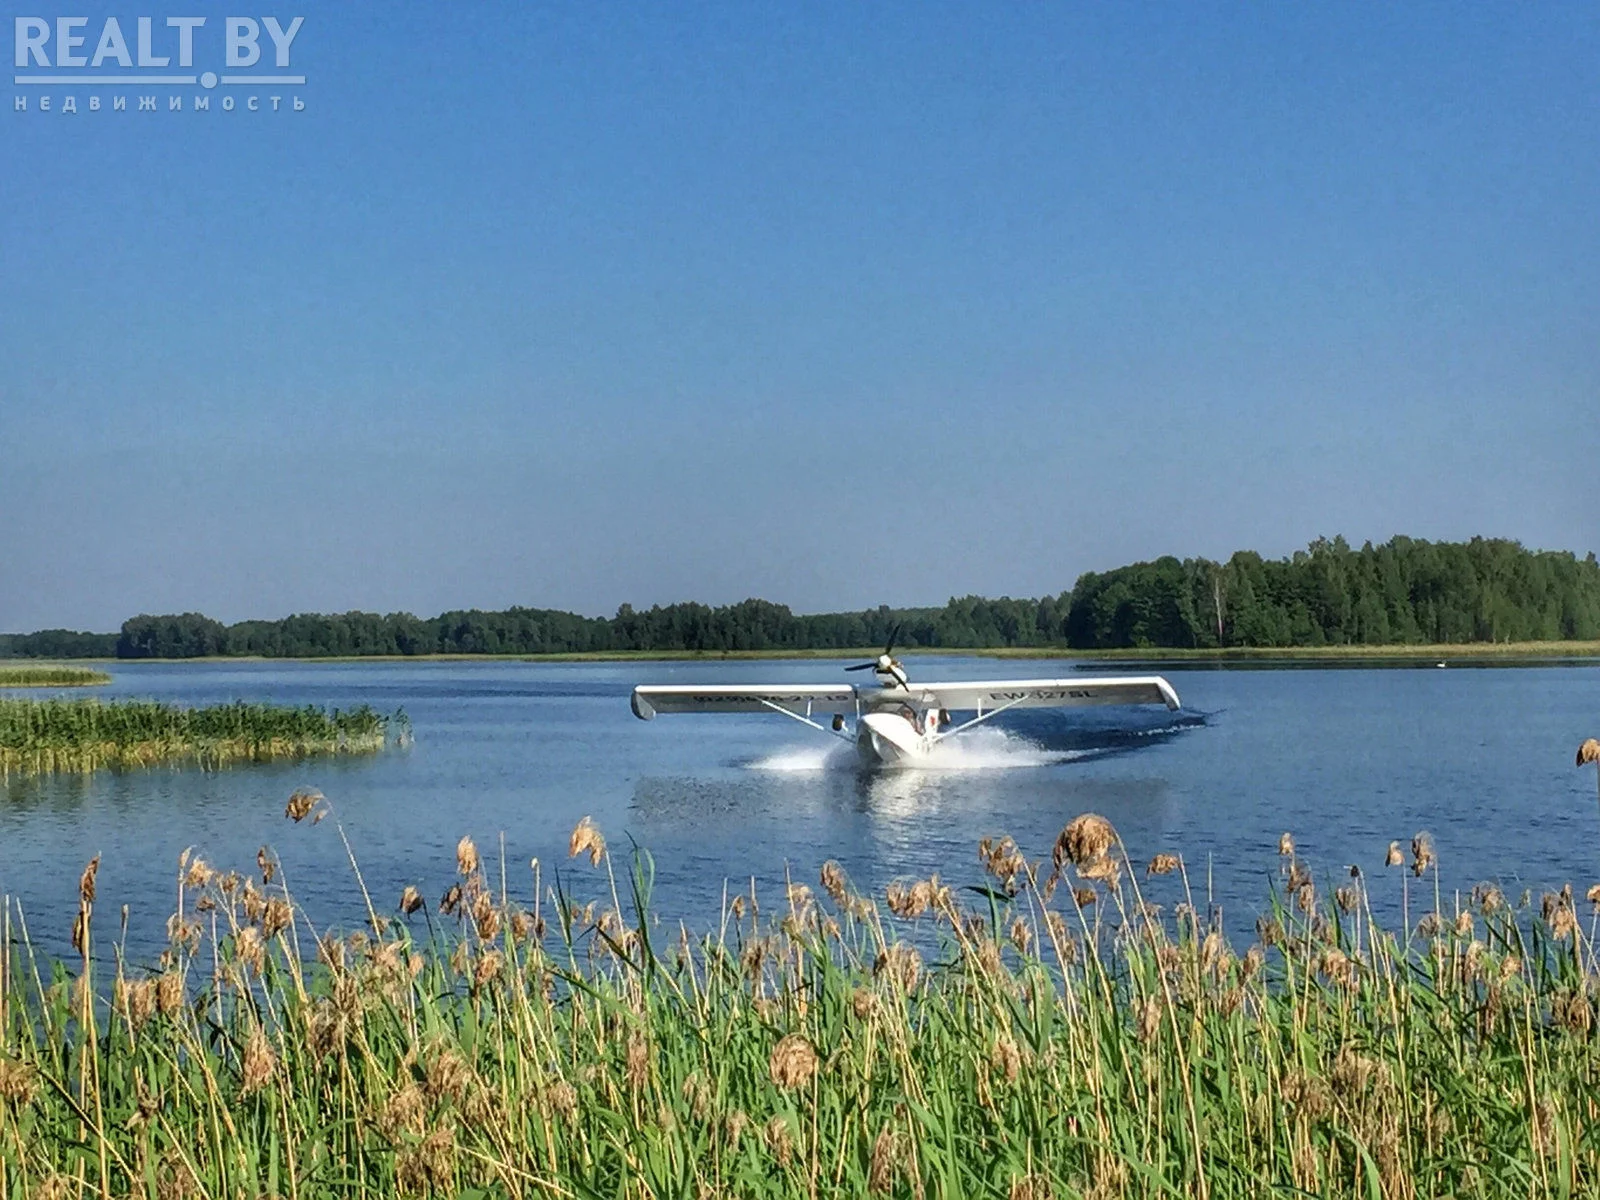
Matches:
[[3, 536, 1597, 659]]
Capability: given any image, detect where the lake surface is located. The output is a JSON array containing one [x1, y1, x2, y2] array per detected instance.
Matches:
[[4, 657, 1598, 961]]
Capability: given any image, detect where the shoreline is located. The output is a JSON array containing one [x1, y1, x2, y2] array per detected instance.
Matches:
[[10, 639, 1599, 665]]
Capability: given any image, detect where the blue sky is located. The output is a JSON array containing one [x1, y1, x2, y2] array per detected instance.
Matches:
[[2, 3, 1596, 632]]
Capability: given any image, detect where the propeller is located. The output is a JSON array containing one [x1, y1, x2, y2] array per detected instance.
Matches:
[[846, 625, 903, 676]]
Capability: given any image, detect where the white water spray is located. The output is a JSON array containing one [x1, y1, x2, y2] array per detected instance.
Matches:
[[747, 727, 1082, 773]]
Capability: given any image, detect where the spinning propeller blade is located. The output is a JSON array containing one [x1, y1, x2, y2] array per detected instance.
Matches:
[[845, 624, 905, 673]]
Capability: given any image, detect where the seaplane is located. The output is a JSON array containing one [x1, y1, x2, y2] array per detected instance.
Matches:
[[630, 631, 1182, 766]]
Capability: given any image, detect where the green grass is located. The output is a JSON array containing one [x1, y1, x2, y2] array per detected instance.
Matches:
[[7, 804, 1600, 1197], [0, 665, 111, 688], [0, 698, 395, 777]]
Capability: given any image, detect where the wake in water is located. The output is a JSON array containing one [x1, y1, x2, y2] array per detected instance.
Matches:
[[747, 727, 1083, 773], [744, 710, 1210, 773]]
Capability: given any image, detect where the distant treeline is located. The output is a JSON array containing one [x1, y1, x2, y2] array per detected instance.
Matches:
[[1066, 536, 1600, 649], [0, 628, 121, 658], [3, 536, 1597, 658]]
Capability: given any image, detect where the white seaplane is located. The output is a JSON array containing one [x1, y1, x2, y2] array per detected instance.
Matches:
[[630, 632, 1182, 766]]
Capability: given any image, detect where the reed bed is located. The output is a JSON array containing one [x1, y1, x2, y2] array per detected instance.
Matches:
[[0, 698, 393, 777], [0, 666, 110, 689], [5, 803, 1600, 1198]]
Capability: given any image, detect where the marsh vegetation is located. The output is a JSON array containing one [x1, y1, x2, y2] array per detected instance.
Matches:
[[5, 802, 1600, 1197], [0, 666, 110, 688], [0, 699, 393, 777]]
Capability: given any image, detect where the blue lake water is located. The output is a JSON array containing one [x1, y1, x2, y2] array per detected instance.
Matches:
[[3, 657, 1598, 961]]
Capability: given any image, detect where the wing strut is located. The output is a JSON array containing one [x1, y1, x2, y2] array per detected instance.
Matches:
[[758, 699, 856, 743], [928, 697, 1026, 743]]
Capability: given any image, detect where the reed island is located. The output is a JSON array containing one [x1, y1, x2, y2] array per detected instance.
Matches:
[[0, 698, 393, 777]]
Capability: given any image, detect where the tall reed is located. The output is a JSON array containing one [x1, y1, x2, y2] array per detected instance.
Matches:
[[0, 666, 110, 689], [0, 698, 393, 777], [4, 803, 1600, 1198]]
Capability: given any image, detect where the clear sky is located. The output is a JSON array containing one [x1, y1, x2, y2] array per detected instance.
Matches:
[[2, 3, 1596, 633]]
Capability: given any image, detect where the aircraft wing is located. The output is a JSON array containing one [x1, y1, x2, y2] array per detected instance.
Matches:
[[897, 675, 1181, 713], [631, 684, 859, 720]]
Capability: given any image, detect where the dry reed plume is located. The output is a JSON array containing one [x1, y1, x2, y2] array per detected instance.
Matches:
[[1579, 739, 1600, 819], [568, 815, 606, 865]]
